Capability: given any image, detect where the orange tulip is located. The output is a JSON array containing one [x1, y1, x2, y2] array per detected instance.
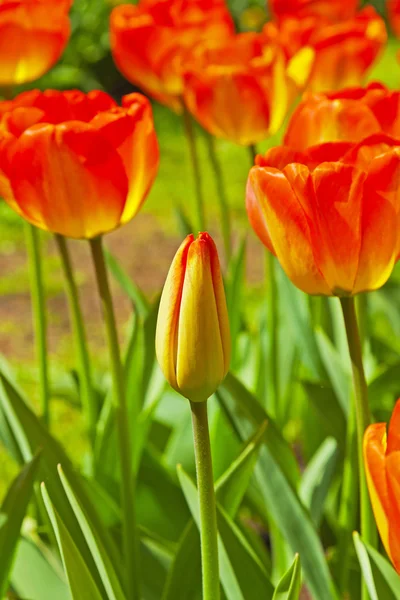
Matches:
[[388, 0, 400, 37], [110, 0, 234, 113], [246, 136, 400, 296], [364, 400, 400, 573], [183, 32, 313, 146], [0, 89, 159, 238], [0, 0, 71, 87], [269, 0, 358, 21], [264, 7, 386, 92], [156, 232, 230, 403]]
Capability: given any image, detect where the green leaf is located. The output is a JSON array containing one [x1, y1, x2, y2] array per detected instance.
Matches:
[[0, 454, 41, 598], [215, 420, 267, 518], [226, 238, 246, 369], [41, 483, 104, 600], [177, 465, 274, 600], [104, 248, 149, 318], [11, 537, 69, 600], [354, 532, 400, 600], [299, 437, 338, 527], [57, 465, 126, 600], [272, 554, 301, 600], [218, 373, 339, 600], [161, 521, 201, 600], [301, 380, 346, 448], [315, 328, 351, 416]]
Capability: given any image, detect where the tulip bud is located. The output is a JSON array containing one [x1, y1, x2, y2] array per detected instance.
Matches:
[[156, 232, 231, 403]]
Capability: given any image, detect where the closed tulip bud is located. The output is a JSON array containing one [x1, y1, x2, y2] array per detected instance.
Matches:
[[156, 232, 231, 403], [364, 400, 400, 573]]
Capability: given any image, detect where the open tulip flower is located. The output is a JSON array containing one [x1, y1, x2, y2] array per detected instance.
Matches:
[[0, 89, 159, 238], [284, 82, 400, 150], [0, 0, 72, 86], [156, 232, 231, 403], [264, 7, 386, 93], [183, 32, 313, 146], [246, 135, 400, 296], [364, 400, 400, 573], [110, 0, 234, 113], [269, 0, 358, 21], [388, 0, 400, 38]]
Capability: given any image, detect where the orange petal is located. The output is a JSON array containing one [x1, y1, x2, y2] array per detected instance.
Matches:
[[256, 142, 352, 171], [383, 452, 400, 573], [387, 400, 400, 454], [247, 165, 330, 295], [6, 122, 128, 238], [364, 423, 392, 563], [353, 149, 400, 293], [155, 234, 193, 393]]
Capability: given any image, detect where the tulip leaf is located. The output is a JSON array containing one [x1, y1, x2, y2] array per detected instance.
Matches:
[[104, 247, 149, 318], [272, 554, 301, 600], [315, 328, 351, 416], [11, 537, 69, 600], [226, 237, 246, 369], [0, 453, 41, 599], [218, 373, 339, 600], [57, 465, 126, 600], [299, 437, 339, 527], [301, 380, 346, 448], [354, 532, 400, 600], [177, 465, 275, 600], [41, 483, 104, 600]]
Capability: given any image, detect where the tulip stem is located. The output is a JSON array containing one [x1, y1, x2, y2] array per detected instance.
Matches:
[[55, 234, 97, 447], [340, 296, 376, 599], [182, 105, 206, 232], [25, 223, 50, 427], [248, 144, 257, 165], [190, 400, 220, 600], [206, 134, 231, 261], [90, 237, 140, 600]]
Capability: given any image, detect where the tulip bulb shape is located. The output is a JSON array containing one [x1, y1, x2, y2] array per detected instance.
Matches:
[[364, 400, 400, 573], [156, 232, 231, 403]]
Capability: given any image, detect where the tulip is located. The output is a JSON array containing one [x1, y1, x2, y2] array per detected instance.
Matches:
[[264, 7, 386, 92], [364, 400, 400, 573], [246, 136, 400, 296], [269, 0, 358, 21], [156, 232, 231, 403], [110, 0, 234, 113], [0, 0, 71, 87], [183, 32, 313, 146], [388, 0, 400, 38], [0, 89, 159, 238]]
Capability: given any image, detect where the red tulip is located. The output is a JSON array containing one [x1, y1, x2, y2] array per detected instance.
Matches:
[[0, 89, 159, 238], [110, 0, 234, 113], [246, 136, 400, 295], [388, 0, 400, 37], [269, 0, 358, 21], [264, 7, 386, 92], [364, 400, 400, 573], [183, 32, 313, 146], [0, 0, 71, 86]]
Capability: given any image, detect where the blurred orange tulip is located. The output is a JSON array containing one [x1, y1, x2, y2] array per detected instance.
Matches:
[[388, 0, 400, 37], [156, 232, 230, 403], [183, 32, 313, 146], [246, 136, 400, 295], [0, 0, 72, 86], [269, 0, 358, 21], [264, 7, 386, 92], [364, 400, 400, 573], [0, 89, 159, 238], [110, 0, 234, 113]]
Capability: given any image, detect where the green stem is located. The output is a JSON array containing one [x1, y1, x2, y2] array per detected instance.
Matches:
[[266, 252, 279, 419], [182, 105, 206, 232], [248, 144, 257, 165], [89, 237, 140, 600], [190, 401, 220, 600], [55, 234, 97, 445], [206, 134, 231, 261], [25, 223, 50, 427], [340, 296, 376, 600]]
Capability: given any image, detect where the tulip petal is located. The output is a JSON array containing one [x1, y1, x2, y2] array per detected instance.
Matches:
[[308, 162, 365, 294], [248, 165, 330, 295], [387, 400, 400, 454], [383, 452, 400, 573], [92, 93, 159, 223], [6, 121, 128, 238], [176, 234, 226, 402], [364, 423, 392, 563], [353, 148, 400, 293], [156, 235, 193, 393]]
